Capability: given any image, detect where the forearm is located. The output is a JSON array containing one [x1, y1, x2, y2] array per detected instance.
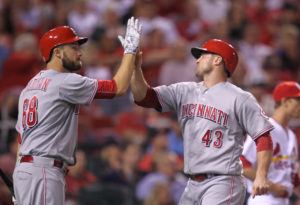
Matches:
[[256, 150, 272, 179], [113, 54, 135, 97], [243, 166, 256, 181], [17, 143, 20, 160], [131, 67, 148, 101]]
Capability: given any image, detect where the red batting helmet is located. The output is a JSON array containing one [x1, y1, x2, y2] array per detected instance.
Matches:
[[191, 39, 238, 75], [39, 26, 88, 62]]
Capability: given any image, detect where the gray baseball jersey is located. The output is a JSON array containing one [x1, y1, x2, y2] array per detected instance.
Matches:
[[154, 81, 273, 175], [15, 69, 97, 165]]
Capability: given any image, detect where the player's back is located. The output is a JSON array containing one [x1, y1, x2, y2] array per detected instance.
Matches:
[[17, 69, 82, 164]]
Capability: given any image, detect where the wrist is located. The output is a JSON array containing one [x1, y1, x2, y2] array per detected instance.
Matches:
[[267, 180, 274, 191]]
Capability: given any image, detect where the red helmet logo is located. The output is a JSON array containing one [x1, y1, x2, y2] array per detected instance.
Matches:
[[39, 26, 88, 62], [191, 39, 238, 75]]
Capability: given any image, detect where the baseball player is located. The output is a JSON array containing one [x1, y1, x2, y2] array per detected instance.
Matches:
[[12, 17, 142, 205], [126, 39, 274, 204], [241, 81, 300, 205]]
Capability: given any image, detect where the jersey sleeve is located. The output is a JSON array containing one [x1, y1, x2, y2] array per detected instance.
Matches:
[[237, 93, 274, 140], [153, 84, 180, 112], [59, 73, 98, 105]]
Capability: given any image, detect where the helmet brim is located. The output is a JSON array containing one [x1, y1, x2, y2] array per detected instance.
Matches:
[[58, 37, 88, 47], [77, 37, 88, 45], [191, 47, 208, 59]]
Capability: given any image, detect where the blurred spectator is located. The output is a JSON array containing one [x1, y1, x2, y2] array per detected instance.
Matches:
[[158, 38, 198, 85], [65, 149, 97, 205], [281, 2, 300, 28], [34, 3, 56, 38], [144, 183, 175, 205], [141, 28, 171, 86], [82, 44, 112, 80], [136, 151, 187, 204], [0, 13, 12, 73], [0, 88, 20, 153], [0, 131, 17, 205], [152, 0, 183, 19], [98, 3, 126, 40], [276, 24, 300, 79], [87, 0, 134, 18], [0, 130, 18, 173], [213, 20, 231, 42], [94, 138, 122, 182], [262, 54, 293, 87], [197, 0, 230, 26], [246, 82, 275, 117], [167, 114, 184, 158], [68, 0, 98, 37], [116, 104, 148, 145], [105, 142, 143, 205], [136, 1, 179, 44], [176, 0, 210, 42], [227, 0, 248, 41], [13, 0, 42, 34], [0, 32, 40, 93], [138, 129, 169, 173], [120, 143, 143, 184], [53, 1, 69, 27], [230, 54, 248, 88], [246, 0, 281, 29], [95, 28, 123, 70], [238, 23, 273, 85]]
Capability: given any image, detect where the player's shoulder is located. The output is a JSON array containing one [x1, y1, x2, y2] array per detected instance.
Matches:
[[223, 82, 253, 99], [174, 81, 198, 88], [157, 81, 198, 91]]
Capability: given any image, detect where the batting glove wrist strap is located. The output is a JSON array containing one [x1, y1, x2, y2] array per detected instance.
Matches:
[[118, 17, 142, 55]]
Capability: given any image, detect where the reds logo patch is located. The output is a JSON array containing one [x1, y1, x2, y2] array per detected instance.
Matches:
[[260, 108, 269, 119]]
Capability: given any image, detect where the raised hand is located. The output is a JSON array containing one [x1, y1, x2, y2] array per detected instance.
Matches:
[[118, 17, 142, 55]]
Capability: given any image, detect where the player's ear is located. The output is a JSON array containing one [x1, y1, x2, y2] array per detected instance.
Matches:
[[280, 98, 289, 108], [53, 46, 63, 59], [215, 55, 223, 66]]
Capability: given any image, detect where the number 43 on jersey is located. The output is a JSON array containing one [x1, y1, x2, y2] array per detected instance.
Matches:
[[202, 129, 223, 148]]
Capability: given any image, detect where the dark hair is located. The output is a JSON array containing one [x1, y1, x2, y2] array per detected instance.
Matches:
[[274, 101, 281, 109], [222, 58, 230, 77], [46, 44, 64, 64]]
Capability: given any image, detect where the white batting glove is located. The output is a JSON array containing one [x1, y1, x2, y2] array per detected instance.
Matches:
[[118, 16, 142, 55]]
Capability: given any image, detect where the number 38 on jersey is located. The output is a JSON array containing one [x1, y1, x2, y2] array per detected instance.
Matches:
[[22, 96, 38, 129]]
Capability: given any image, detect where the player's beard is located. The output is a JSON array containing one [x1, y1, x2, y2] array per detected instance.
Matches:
[[62, 52, 82, 72]]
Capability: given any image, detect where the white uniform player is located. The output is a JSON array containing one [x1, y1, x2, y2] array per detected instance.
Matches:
[[242, 81, 300, 205], [13, 17, 142, 205], [128, 39, 275, 205]]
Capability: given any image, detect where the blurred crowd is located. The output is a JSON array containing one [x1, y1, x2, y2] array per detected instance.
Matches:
[[0, 0, 300, 204]]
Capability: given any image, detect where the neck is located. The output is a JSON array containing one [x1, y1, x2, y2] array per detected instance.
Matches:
[[46, 60, 67, 72], [203, 69, 227, 88], [272, 109, 290, 130]]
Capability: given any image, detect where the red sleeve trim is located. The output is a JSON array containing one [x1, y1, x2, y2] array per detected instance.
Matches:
[[240, 155, 252, 168], [135, 86, 162, 111], [18, 133, 22, 144], [255, 131, 273, 152], [94, 79, 117, 99]]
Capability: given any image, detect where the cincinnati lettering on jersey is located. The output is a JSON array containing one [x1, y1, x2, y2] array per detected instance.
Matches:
[[25, 77, 51, 91], [181, 103, 229, 127]]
